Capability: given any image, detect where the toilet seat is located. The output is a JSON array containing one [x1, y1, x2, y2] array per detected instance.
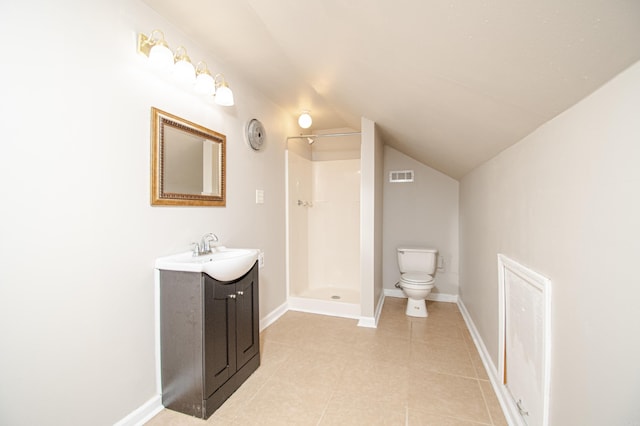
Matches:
[[399, 273, 434, 318], [400, 272, 434, 285]]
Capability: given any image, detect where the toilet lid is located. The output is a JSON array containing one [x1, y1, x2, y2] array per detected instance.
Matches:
[[401, 272, 433, 284]]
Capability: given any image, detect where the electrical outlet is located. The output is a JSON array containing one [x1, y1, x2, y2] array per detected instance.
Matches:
[[255, 189, 264, 204]]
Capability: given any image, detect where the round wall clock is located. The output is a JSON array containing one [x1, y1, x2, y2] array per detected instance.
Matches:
[[245, 119, 266, 151]]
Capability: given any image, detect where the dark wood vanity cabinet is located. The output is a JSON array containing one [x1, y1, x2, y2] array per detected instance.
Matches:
[[160, 262, 260, 419]]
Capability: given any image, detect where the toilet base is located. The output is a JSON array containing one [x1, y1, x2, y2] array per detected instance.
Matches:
[[405, 298, 428, 317]]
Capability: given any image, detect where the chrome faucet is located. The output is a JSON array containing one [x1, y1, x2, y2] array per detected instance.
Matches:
[[192, 233, 219, 256], [200, 232, 218, 254]]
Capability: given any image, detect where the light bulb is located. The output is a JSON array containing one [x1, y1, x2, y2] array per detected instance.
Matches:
[[194, 71, 215, 95], [173, 58, 195, 84], [298, 112, 312, 129], [215, 84, 234, 106], [172, 47, 195, 84], [148, 42, 173, 70]]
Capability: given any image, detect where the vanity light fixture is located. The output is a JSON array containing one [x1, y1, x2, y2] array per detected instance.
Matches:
[[137, 29, 235, 106], [194, 62, 216, 95], [137, 29, 174, 70], [172, 46, 196, 84], [298, 111, 312, 129], [214, 74, 234, 106]]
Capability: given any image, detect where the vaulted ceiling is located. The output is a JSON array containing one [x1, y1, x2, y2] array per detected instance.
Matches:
[[143, 0, 640, 179]]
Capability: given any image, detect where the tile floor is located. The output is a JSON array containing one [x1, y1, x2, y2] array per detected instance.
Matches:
[[146, 297, 508, 425]]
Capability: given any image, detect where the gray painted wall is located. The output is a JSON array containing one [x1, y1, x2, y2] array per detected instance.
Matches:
[[382, 146, 459, 296], [0, 1, 290, 424], [459, 61, 640, 425]]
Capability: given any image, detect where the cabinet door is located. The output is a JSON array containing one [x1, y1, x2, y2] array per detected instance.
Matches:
[[204, 278, 237, 398], [236, 263, 259, 369]]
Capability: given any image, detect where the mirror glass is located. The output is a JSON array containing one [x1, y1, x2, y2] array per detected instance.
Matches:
[[151, 107, 225, 206]]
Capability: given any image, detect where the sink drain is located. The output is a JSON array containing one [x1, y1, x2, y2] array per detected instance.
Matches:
[[331, 295, 341, 300]]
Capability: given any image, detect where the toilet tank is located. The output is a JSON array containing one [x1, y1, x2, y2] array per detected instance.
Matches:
[[397, 247, 438, 274]]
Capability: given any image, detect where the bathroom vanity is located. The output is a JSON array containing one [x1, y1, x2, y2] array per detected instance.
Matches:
[[159, 262, 260, 419]]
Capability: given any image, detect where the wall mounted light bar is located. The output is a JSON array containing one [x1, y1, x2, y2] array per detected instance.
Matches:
[[137, 29, 234, 106]]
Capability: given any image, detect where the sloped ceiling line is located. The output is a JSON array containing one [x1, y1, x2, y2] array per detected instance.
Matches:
[[143, 0, 640, 179]]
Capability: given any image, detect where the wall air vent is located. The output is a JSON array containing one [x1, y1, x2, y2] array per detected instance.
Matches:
[[389, 170, 414, 183]]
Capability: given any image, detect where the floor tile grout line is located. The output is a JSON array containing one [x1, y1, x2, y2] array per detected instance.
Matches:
[[477, 378, 499, 426], [457, 310, 498, 426], [407, 306, 497, 425], [404, 403, 409, 426], [150, 302, 506, 425], [315, 386, 338, 426]]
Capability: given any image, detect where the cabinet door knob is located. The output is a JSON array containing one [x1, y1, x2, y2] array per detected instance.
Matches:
[[228, 294, 236, 299], [237, 291, 244, 296]]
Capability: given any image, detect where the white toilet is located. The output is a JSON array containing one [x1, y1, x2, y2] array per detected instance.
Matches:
[[396, 247, 438, 317]]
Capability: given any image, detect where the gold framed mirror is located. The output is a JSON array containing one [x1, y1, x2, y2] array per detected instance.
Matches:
[[151, 107, 226, 206]]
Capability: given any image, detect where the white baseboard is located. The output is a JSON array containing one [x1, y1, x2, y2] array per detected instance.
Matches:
[[357, 316, 376, 327], [457, 299, 520, 426], [260, 301, 289, 332], [429, 292, 459, 303], [122, 301, 289, 426], [383, 288, 404, 298], [383, 288, 459, 303], [358, 291, 385, 328], [132, 295, 399, 425], [113, 394, 163, 426]]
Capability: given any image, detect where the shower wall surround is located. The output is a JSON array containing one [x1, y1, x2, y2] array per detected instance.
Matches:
[[308, 159, 360, 294], [288, 150, 361, 302]]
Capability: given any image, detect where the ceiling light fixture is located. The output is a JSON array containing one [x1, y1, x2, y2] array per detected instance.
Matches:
[[137, 29, 235, 106], [298, 111, 312, 129]]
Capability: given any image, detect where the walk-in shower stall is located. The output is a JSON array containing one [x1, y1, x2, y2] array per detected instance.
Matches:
[[286, 131, 362, 318]]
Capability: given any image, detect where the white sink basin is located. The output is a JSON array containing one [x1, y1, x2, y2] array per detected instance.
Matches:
[[155, 247, 259, 281]]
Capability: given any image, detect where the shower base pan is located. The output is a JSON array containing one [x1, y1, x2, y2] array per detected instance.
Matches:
[[289, 287, 360, 319]]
